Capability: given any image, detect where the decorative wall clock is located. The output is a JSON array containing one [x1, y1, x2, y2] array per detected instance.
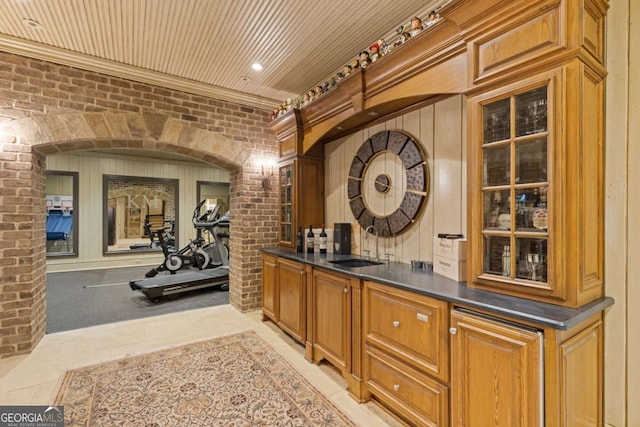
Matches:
[[347, 130, 429, 236]]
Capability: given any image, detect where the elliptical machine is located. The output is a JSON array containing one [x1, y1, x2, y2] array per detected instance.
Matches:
[[129, 200, 231, 300], [193, 201, 230, 269], [144, 200, 215, 278]]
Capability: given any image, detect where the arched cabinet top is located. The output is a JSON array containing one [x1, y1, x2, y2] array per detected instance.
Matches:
[[269, 0, 608, 157]]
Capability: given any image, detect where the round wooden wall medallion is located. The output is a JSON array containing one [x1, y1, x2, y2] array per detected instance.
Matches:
[[374, 174, 391, 193], [347, 130, 429, 236]]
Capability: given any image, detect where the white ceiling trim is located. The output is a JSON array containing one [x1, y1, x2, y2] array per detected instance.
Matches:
[[0, 34, 279, 111]]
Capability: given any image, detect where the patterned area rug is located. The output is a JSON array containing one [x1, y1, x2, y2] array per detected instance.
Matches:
[[54, 330, 355, 426]]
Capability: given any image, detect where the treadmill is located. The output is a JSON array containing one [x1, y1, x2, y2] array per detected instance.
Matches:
[[129, 204, 230, 300], [129, 267, 228, 300]]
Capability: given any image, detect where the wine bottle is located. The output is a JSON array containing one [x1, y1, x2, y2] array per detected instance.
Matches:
[[319, 224, 327, 254], [296, 226, 303, 253], [306, 225, 315, 254]]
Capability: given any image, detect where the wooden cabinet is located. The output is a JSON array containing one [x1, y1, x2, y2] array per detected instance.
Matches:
[[309, 268, 352, 370], [276, 258, 306, 343], [468, 62, 605, 307], [307, 268, 364, 400], [278, 156, 324, 250], [450, 308, 543, 427], [262, 256, 606, 427], [363, 281, 449, 426], [261, 253, 278, 322]]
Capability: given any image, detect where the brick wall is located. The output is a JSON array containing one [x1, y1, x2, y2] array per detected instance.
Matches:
[[0, 51, 279, 357]]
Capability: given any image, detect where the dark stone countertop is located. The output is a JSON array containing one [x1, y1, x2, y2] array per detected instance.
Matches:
[[262, 248, 614, 331]]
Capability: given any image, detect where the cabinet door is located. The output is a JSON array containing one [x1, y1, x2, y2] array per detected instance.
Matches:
[[277, 258, 306, 342], [450, 308, 543, 427], [278, 162, 294, 248], [472, 80, 551, 293], [311, 269, 351, 370], [468, 65, 604, 307], [261, 254, 278, 321], [277, 156, 324, 251]]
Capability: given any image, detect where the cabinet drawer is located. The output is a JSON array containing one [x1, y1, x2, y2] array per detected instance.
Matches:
[[364, 281, 449, 381], [365, 345, 449, 427]]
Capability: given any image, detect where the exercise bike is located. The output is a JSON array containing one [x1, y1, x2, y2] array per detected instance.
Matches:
[[144, 228, 208, 278]]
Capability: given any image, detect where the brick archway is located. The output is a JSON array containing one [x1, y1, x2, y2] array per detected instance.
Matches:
[[10, 111, 250, 169], [0, 111, 277, 357]]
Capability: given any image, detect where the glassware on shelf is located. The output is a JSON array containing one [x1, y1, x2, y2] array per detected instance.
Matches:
[[516, 87, 547, 137], [502, 245, 511, 277], [483, 99, 510, 143], [483, 189, 511, 230], [515, 137, 547, 184], [483, 235, 510, 276], [515, 186, 548, 231], [280, 164, 292, 186], [528, 99, 547, 134], [281, 224, 291, 242], [483, 145, 511, 186], [525, 253, 543, 281], [515, 238, 547, 282]]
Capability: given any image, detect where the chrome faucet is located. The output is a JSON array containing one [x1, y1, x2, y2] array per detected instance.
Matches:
[[363, 225, 379, 261]]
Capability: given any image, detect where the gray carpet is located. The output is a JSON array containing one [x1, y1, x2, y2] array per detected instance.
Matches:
[[46, 265, 229, 333]]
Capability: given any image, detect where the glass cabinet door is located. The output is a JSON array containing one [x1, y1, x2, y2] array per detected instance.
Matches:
[[279, 163, 293, 246], [481, 85, 549, 283]]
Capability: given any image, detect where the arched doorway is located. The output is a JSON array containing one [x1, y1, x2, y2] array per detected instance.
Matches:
[[1, 111, 278, 355]]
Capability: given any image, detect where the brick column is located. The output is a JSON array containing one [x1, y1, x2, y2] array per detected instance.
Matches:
[[0, 137, 47, 357], [228, 164, 279, 311]]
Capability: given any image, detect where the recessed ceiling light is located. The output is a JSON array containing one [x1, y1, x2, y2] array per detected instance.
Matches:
[[367, 111, 379, 117], [22, 18, 43, 30], [251, 63, 263, 71], [241, 76, 250, 82]]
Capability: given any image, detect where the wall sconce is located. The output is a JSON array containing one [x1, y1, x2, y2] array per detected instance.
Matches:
[[258, 158, 275, 191]]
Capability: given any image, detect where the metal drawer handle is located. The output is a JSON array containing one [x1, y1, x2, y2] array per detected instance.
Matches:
[[393, 384, 400, 391], [392, 320, 400, 327]]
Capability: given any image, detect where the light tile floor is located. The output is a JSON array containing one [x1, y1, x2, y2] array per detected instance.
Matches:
[[0, 304, 401, 426]]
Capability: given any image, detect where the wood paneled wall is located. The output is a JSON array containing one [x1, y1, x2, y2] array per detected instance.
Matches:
[[46, 153, 229, 271], [605, 0, 639, 425], [45, 175, 73, 194], [324, 95, 466, 264]]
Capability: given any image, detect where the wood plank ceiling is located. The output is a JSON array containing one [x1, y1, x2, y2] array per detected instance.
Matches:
[[0, 0, 450, 110]]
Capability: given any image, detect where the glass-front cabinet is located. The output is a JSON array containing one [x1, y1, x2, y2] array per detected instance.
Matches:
[[481, 86, 549, 284], [469, 64, 605, 308], [277, 156, 324, 251], [279, 163, 293, 246]]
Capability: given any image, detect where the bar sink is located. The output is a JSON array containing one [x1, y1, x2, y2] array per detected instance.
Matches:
[[329, 258, 383, 268]]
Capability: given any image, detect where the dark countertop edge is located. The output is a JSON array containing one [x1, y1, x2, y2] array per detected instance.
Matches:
[[262, 248, 614, 330]]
